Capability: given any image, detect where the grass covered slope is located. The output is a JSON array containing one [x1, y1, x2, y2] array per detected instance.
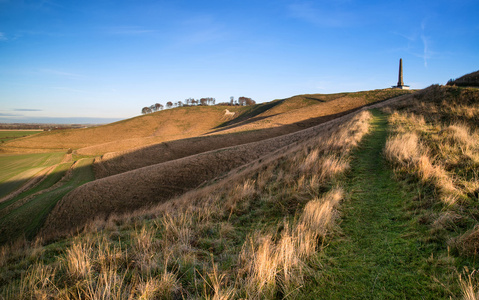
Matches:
[[0, 157, 95, 244], [1, 89, 411, 158], [1, 84, 478, 298], [93, 89, 413, 178], [0, 152, 65, 199], [40, 110, 372, 239], [1, 106, 239, 154], [1, 109, 373, 299], [447, 70, 479, 87]]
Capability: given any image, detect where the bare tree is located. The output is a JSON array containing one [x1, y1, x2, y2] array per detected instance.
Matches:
[[166, 101, 173, 108], [141, 107, 152, 114], [178, 100, 183, 107], [230, 96, 234, 106], [155, 103, 162, 111]]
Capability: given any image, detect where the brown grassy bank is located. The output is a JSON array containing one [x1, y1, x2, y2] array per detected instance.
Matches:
[[40, 109, 370, 240], [93, 89, 412, 178], [1, 106, 236, 154]]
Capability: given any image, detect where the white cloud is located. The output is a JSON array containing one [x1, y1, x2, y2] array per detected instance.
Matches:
[[0, 32, 7, 41]]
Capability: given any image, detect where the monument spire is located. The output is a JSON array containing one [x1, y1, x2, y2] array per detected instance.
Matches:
[[393, 58, 409, 89], [397, 58, 404, 87]]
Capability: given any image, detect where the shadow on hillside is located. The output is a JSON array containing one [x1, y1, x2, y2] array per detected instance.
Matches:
[[214, 100, 285, 129], [208, 113, 281, 134], [304, 96, 327, 102], [92, 103, 376, 179]]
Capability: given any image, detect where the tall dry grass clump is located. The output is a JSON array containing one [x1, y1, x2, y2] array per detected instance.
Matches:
[[384, 110, 464, 205], [458, 268, 479, 300], [383, 85, 479, 263], [64, 240, 92, 279], [238, 188, 343, 298]]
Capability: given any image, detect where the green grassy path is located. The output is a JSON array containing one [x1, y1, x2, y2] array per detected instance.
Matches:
[[310, 110, 448, 299]]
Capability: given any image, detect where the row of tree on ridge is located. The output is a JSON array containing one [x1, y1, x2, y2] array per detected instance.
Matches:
[[141, 96, 256, 114]]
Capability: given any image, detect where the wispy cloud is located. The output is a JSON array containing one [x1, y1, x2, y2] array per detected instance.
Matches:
[[420, 34, 430, 67], [105, 26, 157, 36], [393, 20, 433, 68], [14, 108, 42, 112], [52, 86, 88, 93], [40, 68, 84, 79], [0, 32, 7, 41], [288, 1, 354, 27]]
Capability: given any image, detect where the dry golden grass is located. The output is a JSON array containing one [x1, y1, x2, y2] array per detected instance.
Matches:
[[64, 240, 92, 279], [383, 85, 479, 262], [459, 268, 479, 300]]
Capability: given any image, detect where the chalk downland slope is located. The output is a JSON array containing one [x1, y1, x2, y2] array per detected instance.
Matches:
[[93, 89, 413, 178], [40, 89, 413, 237]]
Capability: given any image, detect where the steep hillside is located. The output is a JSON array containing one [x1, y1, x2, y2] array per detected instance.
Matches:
[[93, 89, 412, 178], [0, 106, 243, 154], [41, 110, 364, 238], [41, 90, 414, 238]]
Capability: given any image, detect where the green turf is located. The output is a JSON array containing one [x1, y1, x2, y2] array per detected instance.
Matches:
[[303, 110, 453, 299], [0, 131, 41, 143], [0, 152, 65, 199], [0, 162, 72, 212], [0, 158, 95, 243]]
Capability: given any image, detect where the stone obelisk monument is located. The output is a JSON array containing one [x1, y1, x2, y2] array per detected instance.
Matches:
[[394, 58, 409, 89], [398, 58, 404, 87]]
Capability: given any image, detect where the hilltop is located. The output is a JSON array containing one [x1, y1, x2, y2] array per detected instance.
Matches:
[[448, 69, 479, 87]]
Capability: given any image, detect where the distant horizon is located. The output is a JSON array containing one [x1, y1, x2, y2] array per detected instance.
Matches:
[[0, 116, 123, 125]]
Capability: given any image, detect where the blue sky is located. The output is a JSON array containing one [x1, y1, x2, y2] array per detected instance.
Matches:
[[0, 0, 478, 123]]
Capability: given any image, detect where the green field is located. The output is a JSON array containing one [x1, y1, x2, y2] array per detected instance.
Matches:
[[0, 130, 41, 143], [0, 152, 65, 199], [0, 157, 95, 243]]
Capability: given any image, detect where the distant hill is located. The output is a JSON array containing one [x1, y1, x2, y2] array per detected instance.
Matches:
[[1, 89, 411, 156], [447, 70, 479, 87]]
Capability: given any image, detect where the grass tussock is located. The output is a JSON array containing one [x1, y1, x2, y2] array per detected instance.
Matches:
[[382, 85, 479, 289], [0, 110, 373, 298]]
